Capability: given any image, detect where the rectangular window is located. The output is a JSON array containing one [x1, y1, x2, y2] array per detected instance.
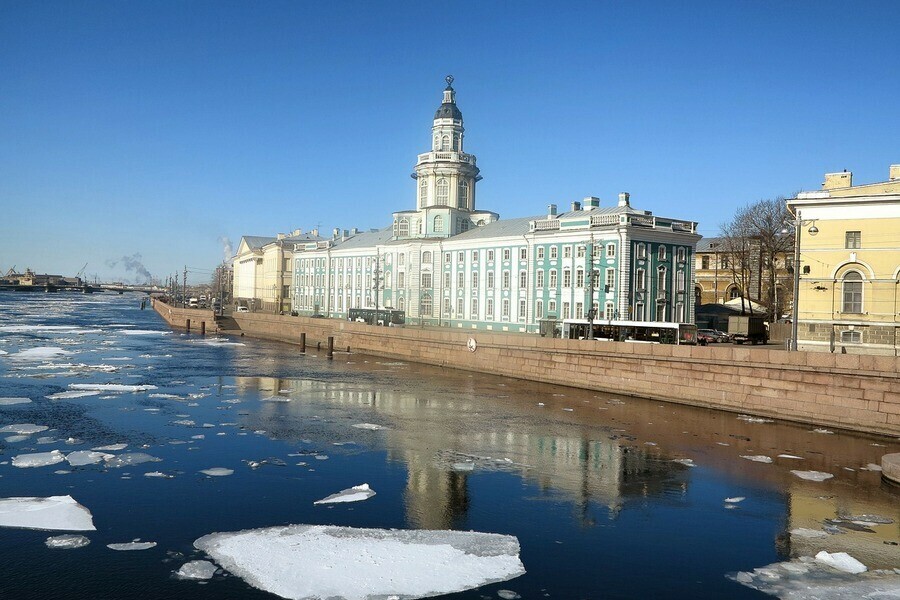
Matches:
[[548, 300, 557, 316], [536, 300, 543, 319], [841, 330, 861, 343], [487, 271, 495, 289], [677, 248, 686, 262], [443, 272, 451, 288], [549, 270, 557, 288], [537, 247, 545, 260], [606, 243, 616, 258], [503, 271, 510, 289], [576, 246, 585, 258], [519, 271, 527, 289], [519, 299, 526, 319], [536, 270, 544, 288], [701, 255, 710, 269], [676, 270, 685, 292], [575, 302, 583, 319], [502, 299, 510, 318], [486, 298, 494, 318], [605, 303, 615, 320], [444, 252, 451, 264], [472, 250, 479, 262], [845, 231, 861, 249], [550, 246, 558, 259], [472, 271, 479, 289], [576, 269, 584, 288], [458, 251, 464, 262], [658, 246, 667, 261], [398, 272, 405, 288], [443, 298, 451, 316], [487, 249, 495, 262], [636, 269, 645, 290], [606, 268, 615, 289], [457, 271, 464, 288], [637, 243, 646, 259], [456, 298, 464, 318], [520, 248, 527, 260], [503, 249, 511, 261], [563, 270, 571, 288], [471, 298, 479, 319], [421, 273, 432, 288], [635, 303, 644, 321], [398, 254, 405, 266], [562, 302, 570, 319], [563, 246, 571, 258]]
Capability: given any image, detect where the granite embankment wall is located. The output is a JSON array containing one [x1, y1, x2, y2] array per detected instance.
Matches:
[[150, 299, 218, 334], [152, 303, 900, 437]]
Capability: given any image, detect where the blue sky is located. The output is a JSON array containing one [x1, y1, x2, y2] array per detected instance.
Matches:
[[2, 1, 898, 284]]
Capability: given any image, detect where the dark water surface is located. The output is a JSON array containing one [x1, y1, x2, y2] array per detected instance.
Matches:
[[1, 291, 898, 599]]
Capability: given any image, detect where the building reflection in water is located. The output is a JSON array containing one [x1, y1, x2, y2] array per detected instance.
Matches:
[[233, 375, 691, 530]]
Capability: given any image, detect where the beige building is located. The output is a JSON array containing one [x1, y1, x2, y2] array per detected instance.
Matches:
[[233, 230, 321, 313], [787, 165, 900, 355]]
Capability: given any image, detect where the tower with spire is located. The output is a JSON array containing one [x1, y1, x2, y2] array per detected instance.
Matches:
[[393, 76, 497, 239]]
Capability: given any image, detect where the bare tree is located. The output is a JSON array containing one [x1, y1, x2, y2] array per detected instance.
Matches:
[[719, 209, 756, 315]]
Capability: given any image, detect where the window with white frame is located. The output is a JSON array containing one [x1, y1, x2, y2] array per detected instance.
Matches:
[[606, 268, 615, 289], [397, 272, 405, 287], [657, 267, 667, 291], [635, 303, 644, 321], [845, 231, 861, 249], [676, 270, 685, 292], [502, 299, 510, 318], [486, 298, 494, 318], [550, 246, 558, 259], [472, 271, 479, 289], [457, 271, 464, 288], [398, 296, 405, 311], [519, 299, 527, 319], [471, 298, 479, 319], [658, 246, 667, 261], [440, 135, 450, 150], [605, 302, 615, 320], [576, 245, 585, 258], [434, 215, 443, 233], [487, 271, 495, 288], [472, 250, 479, 262], [420, 294, 433, 316], [576, 268, 584, 288], [677, 247, 686, 263], [503, 248, 511, 261], [537, 247, 545, 260], [444, 252, 451, 264], [487, 249, 495, 262], [636, 268, 645, 290], [840, 330, 861, 343], [398, 253, 405, 266], [419, 178, 428, 203], [562, 302, 570, 319], [502, 271, 510, 289], [458, 251, 464, 262], [842, 271, 863, 313], [422, 251, 432, 264], [563, 269, 571, 288], [606, 243, 616, 258], [456, 298, 464, 317], [458, 180, 468, 208], [536, 270, 544, 288], [549, 269, 557, 288], [548, 299, 557, 316], [519, 271, 527, 289], [443, 272, 450, 288], [443, 298, 451, 316], [520, 248, 527, 260], [575, 302, 583, 319], [421, 273, 432, 288], [399, 220, 409, 237], [563, 246, 571, 258]]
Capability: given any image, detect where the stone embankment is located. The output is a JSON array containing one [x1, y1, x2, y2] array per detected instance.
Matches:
[[151, 301, 900, 438], [150, 298, 218, 335]]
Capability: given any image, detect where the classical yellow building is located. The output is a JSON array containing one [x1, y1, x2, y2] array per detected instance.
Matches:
[[787, 165, 900, 355]]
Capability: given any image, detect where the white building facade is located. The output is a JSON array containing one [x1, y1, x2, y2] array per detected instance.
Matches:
[[290, 78, 701, 332]]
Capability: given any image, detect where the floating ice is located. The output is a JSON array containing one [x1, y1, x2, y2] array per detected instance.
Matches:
[[194, 525, 525, 600], [104, 453, 161, 468], [737, 415, 774, 423], [10, 347, 71, 360], [5, 435, 28, 443], [352, 423, 387, 431], [812, 428, 834, 434], [12, 450, 66, 468], [144, 471, 174, 478], [724, 497, 745, 503], [121, 330, 170, 336], [195, 338, 245, 347], [46, 390, 101, 400], [260, 396, 290, 403], [0, 496, 96, 531], [172, 419, 196, 426], [314, 484, 376, 505], [0, 325, 84, 333], [791, 470, 834, 482], [497, 591, 521, 600], [45, 534, 91, 549], [148, 393, 183, 399], [671, 458, 696, 467], [66, 451, 113, 466], [731, 558, 900, 597], [200, 468, 234, 477], [108, 541, 157, 551], [815, 551, 867, 574], [175, 560, 218, 580], [0, 397, 32, 405], [778, 454, 804, 460], [863, 463, 883, 471], [92, 443, 127, 451], [790, 527, 829, 538], [69, 383, 158, 392], [0, 423, 49, 435], [741, 455, 773, 463]]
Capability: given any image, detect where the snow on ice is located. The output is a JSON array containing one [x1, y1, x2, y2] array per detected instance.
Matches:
[[815, 551, 867, 574], [12, 450, 66, 468], [175, 560, 219, 580], [69, 383, 158, 392], [0, 496, 96, 531], [45, 534, 91, 549], [0, 397, 32, 405], [791, 470, 834, 482], [104, 453, 161, 468], [9, 347, 71, 360], [108, 541, 157, 551], [0, 423, 49, 435], [46, 390, 102, 400], [200, 468, 234, 477], [740, 455, 773, 463], [92, 443, 127, 451], [194, 525, 525, 600], [731, 556, 899, 599], [314, 484, 376, 505], [66, 451, 113, 466]]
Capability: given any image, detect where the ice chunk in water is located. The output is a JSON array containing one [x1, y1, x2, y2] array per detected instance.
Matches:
[[352, 423, 388, 431], [69, 383, 158, 392], [104, 453, 161, 468], [0, 496, 96, 531], [815, 551, 867, 574], [724, 497, 745, 503], [12, 450, 66, 468], [5, 435, 28, 443], [121, 330, 170, 336], [194, 525, 525, 600], [740, 455, 773, 463], [107, 541, 157, 551], [200, 468, 234, 477], [730, 558, 900, 597], [46, 390, 101, 400], [10, 347, 71, 360], [66, 451, 113, 466], [175, 560, 219, 580], [0, 397, 32, 405], [314, 484, 376, 505], [791, 470, 834, 482], [93, 443, 128, 451], [0, 423, 49, 435], [45, 534, 91, 549]]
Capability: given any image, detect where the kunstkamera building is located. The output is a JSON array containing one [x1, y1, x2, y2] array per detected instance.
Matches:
[[289, 77, 701, 333]]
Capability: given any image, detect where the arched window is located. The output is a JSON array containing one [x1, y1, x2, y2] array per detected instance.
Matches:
[[636, 268, 646, 291], [420, 293, 433, 317], [452, 134, 460, 151], [436, 179, 449, 205], [458, 180, 468, 208], [398, 219, 409, 237], [657, 267, 667, 292], [398, 296, 405, 311], [694, 286, 702, 307], [419, 178, 428, 204], [433, 215, 443, 233], [441, 135, 450, 151], [728, 286, 741, 300], [422, 251, 432, 264], [842, 271, 863, 313]]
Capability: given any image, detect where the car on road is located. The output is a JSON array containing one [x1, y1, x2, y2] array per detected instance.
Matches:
[[698, 329, 721, 343], [235, 306, 249, 313], [713, 330, 732, 343]]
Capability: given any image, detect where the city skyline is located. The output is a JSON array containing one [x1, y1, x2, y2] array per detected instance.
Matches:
[[2, 1, 898, 283]]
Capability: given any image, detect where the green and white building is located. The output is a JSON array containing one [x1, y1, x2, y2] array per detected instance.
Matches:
[[291, 77, 701, 332]]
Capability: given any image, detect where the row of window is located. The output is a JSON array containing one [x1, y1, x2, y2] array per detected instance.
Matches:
[[419, 179, 469, 209], [635, 243, 686, 262]]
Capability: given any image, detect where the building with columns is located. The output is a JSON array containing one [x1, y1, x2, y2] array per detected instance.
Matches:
[[281, 77, 702, 332]]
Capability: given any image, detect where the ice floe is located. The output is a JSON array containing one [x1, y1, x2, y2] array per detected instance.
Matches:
[[0, 423, 49, 435], [5, 435, 28, 443], [260, 396, 290, 403], [194, 525, 525, 600], [69, 383, 157, 392], [45, 534, 91, 549], [791, 470, 834, 482], [0, 397, 32, 405], [66, 451, 113, 466], [46, 390, 102, 400], [92, 443, 127, 451], [351, 423, 388, 431], [108, 541, 157, 550], [200, 468, 234, 477], [121, 330, 170, 336], [790, 527, 829, 538], [724, 497, 746, 503], [175, 560, 218, 580], [741, 455, 773, 463], [144, 471, 174, 478], [0, 325, 85, 333], [314, 484, 376, 505], [815, 551, 867, 574], [736, 414, 774, 424], [9, 347, 71, 360], [671, 458, 696, 467], [104, 453, 161, 468], [12, 450, 66, 468], [195, 338, 245, 347], [777, 454, 804, 460], [731, 556, 900, 598], [0, 496, 96, 531]]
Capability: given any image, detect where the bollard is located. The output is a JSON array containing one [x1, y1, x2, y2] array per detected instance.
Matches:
[[326, 336, 334, 359], [186, 318, 191, 332], [317, 342, 321, 350], [200, 321, 206, 336], [300, 332, 306, 353]]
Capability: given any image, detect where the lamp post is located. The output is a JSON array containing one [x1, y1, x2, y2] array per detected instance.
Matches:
[[789, 209, 818, 351]]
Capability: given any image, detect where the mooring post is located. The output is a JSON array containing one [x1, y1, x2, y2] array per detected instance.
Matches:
[[200, 321, 206, 336], [300, 332, 306, 353], [326, 336, 334, 359], [186, 318, 191, 332]]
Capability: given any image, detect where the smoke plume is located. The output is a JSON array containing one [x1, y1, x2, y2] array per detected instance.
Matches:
[[218, 236, 234, 262], [106, 253, 153, 283]]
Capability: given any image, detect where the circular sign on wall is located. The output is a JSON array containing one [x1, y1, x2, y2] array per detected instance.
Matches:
[[467, 337, 477, 352]]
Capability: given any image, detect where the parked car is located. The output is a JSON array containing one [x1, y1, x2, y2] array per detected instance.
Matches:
[[713, 330, 732, 343], [698, 329, 720, 343], [235, 306, 249, 313]]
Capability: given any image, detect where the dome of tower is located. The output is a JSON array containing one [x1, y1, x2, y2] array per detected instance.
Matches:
[[434, 101, 462, 120]]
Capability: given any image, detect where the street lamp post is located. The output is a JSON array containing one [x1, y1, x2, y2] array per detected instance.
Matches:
[[789, 209, 818, 351]]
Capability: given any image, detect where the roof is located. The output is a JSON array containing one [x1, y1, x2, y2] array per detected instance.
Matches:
[[434, 101, 462, 120], [696, 237, 726, 252], [328, 227, 394, 251], [449, 216, 535, 242], [241, 236, 276, 250]]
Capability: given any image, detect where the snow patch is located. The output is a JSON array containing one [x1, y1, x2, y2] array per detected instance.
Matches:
[[194, 525, 525, 600], [0, 496, 96, 531], [66, 451, 113, 466]]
